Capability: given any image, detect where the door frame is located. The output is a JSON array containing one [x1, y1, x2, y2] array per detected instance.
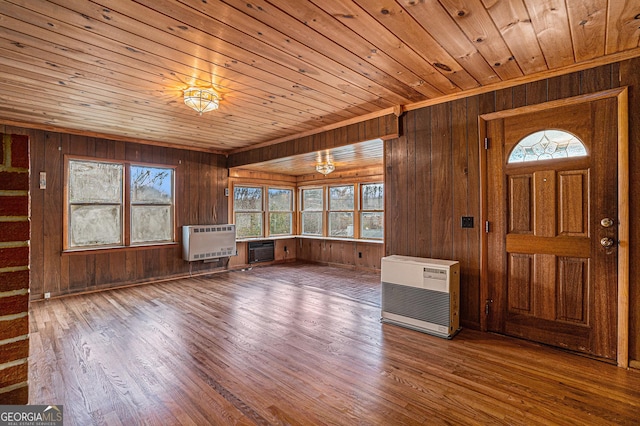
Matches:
[[478, 88, 629, 367]]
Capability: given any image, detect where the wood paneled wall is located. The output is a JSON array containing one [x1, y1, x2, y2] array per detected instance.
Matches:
[[384, 61, 635, 339], [228, 239, 297, 269], [228, 113, 398, 168], [0, 126, 229, 299], [0, 134, 30, 403], [297, 238, 383, 271]]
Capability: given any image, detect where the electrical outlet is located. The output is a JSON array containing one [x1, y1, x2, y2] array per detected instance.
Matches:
[[44, 292, 51, 299], [358, 252, 362, 258], [284, 246, 287, 252], [461, 216, 474, 228]]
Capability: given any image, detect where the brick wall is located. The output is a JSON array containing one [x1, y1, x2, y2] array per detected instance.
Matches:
[[0, 133, 29, 403]]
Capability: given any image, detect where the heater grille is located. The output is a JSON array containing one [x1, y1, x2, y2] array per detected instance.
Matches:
[[182, 225, 236, 261], [382, 283, 450, 326]]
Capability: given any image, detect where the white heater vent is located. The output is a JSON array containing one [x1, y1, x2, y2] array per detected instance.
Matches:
[[381, 255, 460, 339], [182, 225, 236, 261]]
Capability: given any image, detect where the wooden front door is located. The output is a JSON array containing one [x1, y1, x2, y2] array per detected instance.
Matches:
[[483, 96, 619, 360]]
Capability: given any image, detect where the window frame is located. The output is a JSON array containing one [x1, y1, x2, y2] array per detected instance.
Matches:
[[63, 156, 176, 251], [360, 182, 384, 240], [267, 187, 294, 237], [233, 185, 265, 239], [231, 182, 296, 240], [299, 186, 325, 237], [328, 184, 356, 238]]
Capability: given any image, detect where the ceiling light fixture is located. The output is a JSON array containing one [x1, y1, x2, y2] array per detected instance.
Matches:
[[315, 161, 335, 175], [315, 151, 335, 175], [184, 87, 220, 115]]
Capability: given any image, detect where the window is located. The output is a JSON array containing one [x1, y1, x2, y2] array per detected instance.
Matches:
[[66, 158, 174, 250], [508, 130, 587, 163], [130, 166, 174, 243], [301, 188, 323, 235], [268, 188, 293, 235], [233, 185, 295, 238], [234, 186, 263, 238], [328, 185, 355, 237], [361, 183, 384, 239]]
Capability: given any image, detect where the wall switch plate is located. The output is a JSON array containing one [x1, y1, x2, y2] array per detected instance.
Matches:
[[461, 216, 474, 228], [39, 172, 46, 189]]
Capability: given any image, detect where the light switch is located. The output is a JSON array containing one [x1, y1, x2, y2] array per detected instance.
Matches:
[[39, 172, 46, 189]]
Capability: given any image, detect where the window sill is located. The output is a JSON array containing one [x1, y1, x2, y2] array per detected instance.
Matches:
[[62, 242, 178, 255], [235, 235, 383, 244], [235, 235, 296, 243], [295, 235, 384, 244]]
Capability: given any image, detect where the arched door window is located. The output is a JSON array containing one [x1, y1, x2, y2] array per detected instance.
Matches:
[[507, 130, 587, 163]]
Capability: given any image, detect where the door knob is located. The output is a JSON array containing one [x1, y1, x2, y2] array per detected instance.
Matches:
[[600, 237, 615, 248], [600, 217, 615, 228]]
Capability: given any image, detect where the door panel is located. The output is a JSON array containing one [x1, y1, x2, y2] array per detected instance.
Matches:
[[485, 97, 618, 360]]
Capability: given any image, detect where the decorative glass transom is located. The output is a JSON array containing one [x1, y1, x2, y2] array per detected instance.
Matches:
[[508, 130, 587, 163]]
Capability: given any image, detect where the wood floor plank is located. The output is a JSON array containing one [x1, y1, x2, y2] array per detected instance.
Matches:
[[29, 263, 640, 425]]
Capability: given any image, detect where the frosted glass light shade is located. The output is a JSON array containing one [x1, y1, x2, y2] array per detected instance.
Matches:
[[315, 161, 335, 175], [184, 87, 220, 115]]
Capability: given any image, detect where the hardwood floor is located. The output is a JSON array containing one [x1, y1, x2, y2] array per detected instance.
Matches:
[[29, 263, 640, 425]]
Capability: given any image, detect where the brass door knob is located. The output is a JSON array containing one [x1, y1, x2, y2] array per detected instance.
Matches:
[[600, 237, 615, 248], [600, 217, 615, 228]]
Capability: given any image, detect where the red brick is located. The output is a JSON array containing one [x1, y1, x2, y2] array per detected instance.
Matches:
[[10, 135, 29, 169], [0, 171, 28, 190], [0, 384, 28, 404], [0, 247, 29, 267], [0, 294, 29, 316], [0, 221, 29, 242], [0, 316, 28, 340], [0, 362, 28, 388], [0, 270, 29, 292], [0, 339, 29, 363], [0, 196, 28, 216]]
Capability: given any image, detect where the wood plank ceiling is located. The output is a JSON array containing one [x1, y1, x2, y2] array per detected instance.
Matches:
[[0, 1, 639, 168]]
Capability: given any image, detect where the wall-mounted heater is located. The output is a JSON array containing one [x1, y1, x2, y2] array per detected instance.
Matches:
[[381, 255, 460, 339], [182, 225, 236, 261], [248, 240, 275, 263]]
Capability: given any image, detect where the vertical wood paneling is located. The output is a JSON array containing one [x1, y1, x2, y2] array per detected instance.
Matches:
[[430, 103, 453, 260], [44, 132, 63, 295], [29, 130, 45, 298], [386, 137, 409, 255], [297, 238, 382, 270], [452, 98, 470, 325], [581, 64, 614, 94], [526, 80, 549, 105], [548, 72, 581, 101], [414, 108, 432, 258], [465, 95, 483, 326], [27, 132, 228, 299], [406, 112, 417, 256], [385, 64, 629, 333]]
